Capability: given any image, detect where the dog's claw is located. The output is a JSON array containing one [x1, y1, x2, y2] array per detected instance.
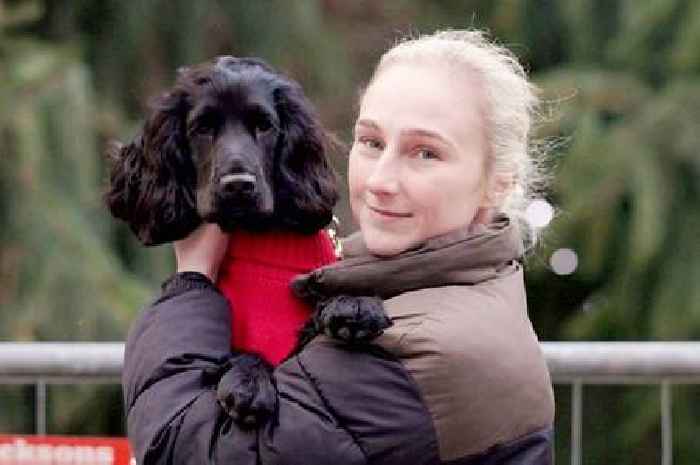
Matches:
[[315, 295, 392, 344], [215, 354, 276, 428]]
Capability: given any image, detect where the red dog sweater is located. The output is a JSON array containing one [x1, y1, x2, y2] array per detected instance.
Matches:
[[216, 230, 337, 365]]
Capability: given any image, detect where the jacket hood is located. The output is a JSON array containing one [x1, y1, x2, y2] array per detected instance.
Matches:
[[292, 216, 523, 301]]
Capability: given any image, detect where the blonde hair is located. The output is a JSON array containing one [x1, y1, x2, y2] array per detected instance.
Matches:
[[369, 29, 547, 244]]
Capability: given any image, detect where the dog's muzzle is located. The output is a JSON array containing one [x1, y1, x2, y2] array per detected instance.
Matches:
[[215, 171, 274, 217], [219, 173, 256, 194]]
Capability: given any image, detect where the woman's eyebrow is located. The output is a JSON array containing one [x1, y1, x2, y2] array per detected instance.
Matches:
[[355, 121, 455, 149], [355, 119, 381, 131], [401, 128, 454, 148]]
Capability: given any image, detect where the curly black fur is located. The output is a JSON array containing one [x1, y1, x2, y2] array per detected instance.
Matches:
[[214, 354, 277, 429], [293, 295, 393, 355], [105, 56, 338, 245]]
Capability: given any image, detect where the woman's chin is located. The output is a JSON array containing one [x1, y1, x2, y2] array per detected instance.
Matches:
[[364, 234, 415, 257]]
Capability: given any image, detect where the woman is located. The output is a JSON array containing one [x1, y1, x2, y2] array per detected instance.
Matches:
[[123, 30, 555, 465]]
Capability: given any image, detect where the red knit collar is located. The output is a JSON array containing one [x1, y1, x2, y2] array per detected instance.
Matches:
[[224, 229, 337, 273]]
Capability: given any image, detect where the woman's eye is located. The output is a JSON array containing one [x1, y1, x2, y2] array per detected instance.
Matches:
[[416, 148, 440, 160], [359, 137, 383, 150]]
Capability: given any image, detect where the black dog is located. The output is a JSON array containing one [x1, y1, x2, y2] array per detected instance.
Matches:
[[105, 56, 389, 427], [106, 56, 338, 244]]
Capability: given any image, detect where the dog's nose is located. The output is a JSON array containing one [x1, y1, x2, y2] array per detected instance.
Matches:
[[219, 173, 256, 194]]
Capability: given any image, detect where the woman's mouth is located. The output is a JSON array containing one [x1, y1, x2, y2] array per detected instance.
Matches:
[[369, 206, 412, 218]]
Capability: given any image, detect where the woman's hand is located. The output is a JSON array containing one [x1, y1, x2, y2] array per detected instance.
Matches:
[[174, 223, 229, 282]]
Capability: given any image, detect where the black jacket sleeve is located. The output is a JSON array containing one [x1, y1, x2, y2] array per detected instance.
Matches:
[[122, 273, 258, 465], [123, 273, 440, 465]]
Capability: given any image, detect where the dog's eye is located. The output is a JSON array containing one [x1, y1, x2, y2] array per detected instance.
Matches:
[[193, 124, 215, 136], [192, 114, 221, 136], [251, 113, 273, 135]]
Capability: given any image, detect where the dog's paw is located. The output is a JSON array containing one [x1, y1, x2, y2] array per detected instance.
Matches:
[[315, 295, 392, 343], [215, 353, 277, 428]]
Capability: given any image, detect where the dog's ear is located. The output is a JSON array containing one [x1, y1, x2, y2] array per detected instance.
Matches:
[[104, 89, 201, 245], [274, 83, 339, 233]]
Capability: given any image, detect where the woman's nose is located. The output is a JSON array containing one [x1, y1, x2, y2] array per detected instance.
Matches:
[[365, 151, 399, 196]]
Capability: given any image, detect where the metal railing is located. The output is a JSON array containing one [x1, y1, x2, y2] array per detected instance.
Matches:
[[546, 342, 700, 465], [2, 342, 700, 465]]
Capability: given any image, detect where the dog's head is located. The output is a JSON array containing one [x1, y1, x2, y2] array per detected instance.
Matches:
[[105, 56, 338, 245]]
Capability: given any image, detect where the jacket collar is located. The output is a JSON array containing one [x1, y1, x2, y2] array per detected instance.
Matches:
[[292, 216, 523, 301]]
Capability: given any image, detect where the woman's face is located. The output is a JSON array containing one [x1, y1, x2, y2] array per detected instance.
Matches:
[[348, 62, 491, 256]]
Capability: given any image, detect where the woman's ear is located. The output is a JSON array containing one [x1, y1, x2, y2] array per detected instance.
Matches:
[[471, 173, 514, 226], [482, 173, 515, 208], [273, 83, 339, 233], [104, 90, 201, 245]]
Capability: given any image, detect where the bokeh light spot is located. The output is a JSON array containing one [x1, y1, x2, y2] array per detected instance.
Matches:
[[550, 248, 578, 275], [525, 199, 554, 229]]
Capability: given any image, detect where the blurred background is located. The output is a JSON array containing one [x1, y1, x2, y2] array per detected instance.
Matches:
[[1, 0, 699, 463]]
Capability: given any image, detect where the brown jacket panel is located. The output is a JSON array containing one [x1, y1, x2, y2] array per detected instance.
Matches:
[[294, 217, 555, 462], [378, 266, 554, 460]]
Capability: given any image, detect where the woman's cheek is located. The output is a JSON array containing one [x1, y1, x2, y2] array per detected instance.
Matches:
[[347, 149, 366, 212]]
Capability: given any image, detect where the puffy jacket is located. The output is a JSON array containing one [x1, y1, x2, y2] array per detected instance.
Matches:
[[123, 217, 554, 465]]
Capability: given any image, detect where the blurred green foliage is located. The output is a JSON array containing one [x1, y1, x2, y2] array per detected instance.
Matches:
[[1, 0, 699, 463]]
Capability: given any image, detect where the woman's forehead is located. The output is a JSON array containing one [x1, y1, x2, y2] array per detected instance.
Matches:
[[359, 63, 486, 149]]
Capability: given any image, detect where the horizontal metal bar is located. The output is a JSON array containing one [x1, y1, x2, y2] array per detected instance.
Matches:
[[0, 343, 123, 383], [1, 342, 700, 384], [544, 342, 700, 384], [0, 376, 122, 385]]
